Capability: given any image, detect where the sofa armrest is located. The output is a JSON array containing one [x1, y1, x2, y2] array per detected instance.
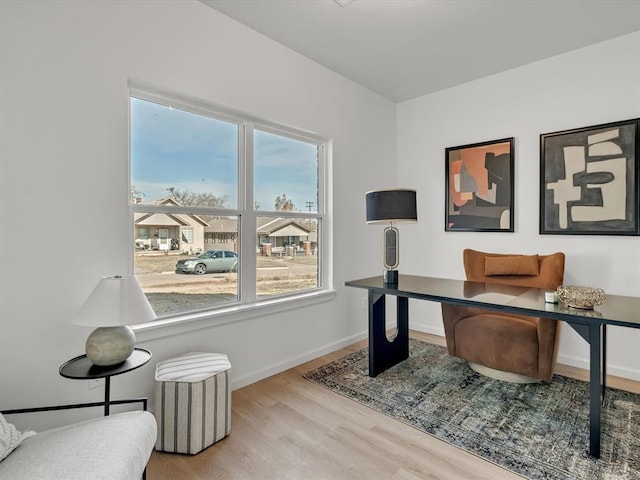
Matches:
[[0, 411, 156, 480]]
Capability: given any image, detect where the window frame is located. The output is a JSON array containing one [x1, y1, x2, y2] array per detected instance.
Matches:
[[128, 85, 333, 336]]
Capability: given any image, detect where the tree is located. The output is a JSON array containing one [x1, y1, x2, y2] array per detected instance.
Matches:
[[166, 187, 228, 209], [274, 194, 295, 211], [131, 186, 145, 204]]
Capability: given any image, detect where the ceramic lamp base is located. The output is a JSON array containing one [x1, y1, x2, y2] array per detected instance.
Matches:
[[85, 325, 136, 366]]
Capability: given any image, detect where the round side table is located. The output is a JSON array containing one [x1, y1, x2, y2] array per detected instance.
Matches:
[[59, 348, 151, 416]]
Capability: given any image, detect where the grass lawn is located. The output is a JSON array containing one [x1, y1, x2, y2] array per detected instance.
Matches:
[[136, 252, 319, 315]]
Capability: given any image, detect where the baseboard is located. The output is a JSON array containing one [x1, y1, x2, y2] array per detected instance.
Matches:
[[231, 330, 368, 390], [556, 353, 590, 372], [414, 326, 640, 383], [557, 353, 640, 382], [409, 322, 444, 337], [235, 325, 640, 391]]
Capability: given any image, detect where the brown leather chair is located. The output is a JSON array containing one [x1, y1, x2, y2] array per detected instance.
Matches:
[[441, 249, 565, 382]]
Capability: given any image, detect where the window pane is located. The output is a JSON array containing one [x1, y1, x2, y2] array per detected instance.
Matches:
[[134, 214, 239, 317], [254, 130, 318, 213], [131, 97, 238, 208], [256, 216, 318, 298]]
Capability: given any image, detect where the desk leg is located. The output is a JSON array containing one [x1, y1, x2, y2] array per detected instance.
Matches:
[[602, 324, 607, 398], [104, 377, 111, 417], [588, 323, 603, 458], [368, 291, 409, 377]]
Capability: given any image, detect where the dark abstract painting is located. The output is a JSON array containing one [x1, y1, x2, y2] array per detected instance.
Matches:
[[445, 137, 514, 232], [540, 119, 640, 235]]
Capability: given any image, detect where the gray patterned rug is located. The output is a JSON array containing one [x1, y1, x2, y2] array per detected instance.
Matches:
[[303, 339, 640, 480]]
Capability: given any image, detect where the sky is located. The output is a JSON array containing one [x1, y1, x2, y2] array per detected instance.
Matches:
[[131, 97, 318, 212]]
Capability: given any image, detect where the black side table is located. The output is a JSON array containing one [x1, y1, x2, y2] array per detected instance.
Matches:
[[59, 348, 152, 416]]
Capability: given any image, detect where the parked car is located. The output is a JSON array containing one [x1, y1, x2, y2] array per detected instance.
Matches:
[[175, 250, 238, 275]]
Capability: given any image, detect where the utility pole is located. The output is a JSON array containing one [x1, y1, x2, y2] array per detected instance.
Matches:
[[305, 201, 314, 212]]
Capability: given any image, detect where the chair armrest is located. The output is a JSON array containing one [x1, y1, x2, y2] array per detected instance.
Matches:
[[441, 303, 489, 355]]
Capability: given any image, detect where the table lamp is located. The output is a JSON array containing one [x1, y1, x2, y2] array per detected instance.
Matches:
[[366, 188, 417, 286], [72, 275, 156, 366]]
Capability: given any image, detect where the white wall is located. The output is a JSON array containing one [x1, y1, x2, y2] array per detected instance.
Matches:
[[398, 32, 640, 379], [0, 0, 396, 430]]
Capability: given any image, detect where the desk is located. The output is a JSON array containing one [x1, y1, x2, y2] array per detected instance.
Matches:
[[346, 274, 640, 458]]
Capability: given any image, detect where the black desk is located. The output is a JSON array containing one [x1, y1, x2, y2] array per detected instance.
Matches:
[[346, 274, 640, 459]]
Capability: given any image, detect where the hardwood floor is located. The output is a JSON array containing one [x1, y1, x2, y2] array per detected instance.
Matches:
[[147, 331, 639, 480]]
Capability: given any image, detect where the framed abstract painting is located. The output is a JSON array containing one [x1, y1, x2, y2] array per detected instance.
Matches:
[[540, 119, 640, 235], [445, 137, 514, 232]]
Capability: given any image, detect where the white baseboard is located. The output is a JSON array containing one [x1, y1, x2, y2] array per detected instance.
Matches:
[[412, 324, 445, 337], [232, 325, 640, 391], [231, 330, 368, 390], [413, 325, 640, 382], [556, 353, 589, 372], [557, 353, 640, 382]]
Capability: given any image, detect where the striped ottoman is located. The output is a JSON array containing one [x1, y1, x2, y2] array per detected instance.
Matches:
[[154, 352, 231, 454]]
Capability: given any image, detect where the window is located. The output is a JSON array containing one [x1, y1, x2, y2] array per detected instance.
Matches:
[[130, 89, 328, 320], [182, 227, 193, 244]]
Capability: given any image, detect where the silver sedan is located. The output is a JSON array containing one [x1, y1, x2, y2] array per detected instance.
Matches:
[[175, 250, 238, 275]]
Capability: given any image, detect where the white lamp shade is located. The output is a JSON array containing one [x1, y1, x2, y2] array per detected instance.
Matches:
[[73, 275, 156, 327]]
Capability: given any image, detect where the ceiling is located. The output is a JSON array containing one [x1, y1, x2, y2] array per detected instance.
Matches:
[[201, 0, 640, 102]]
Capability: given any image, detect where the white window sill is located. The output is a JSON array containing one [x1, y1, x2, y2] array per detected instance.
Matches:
[[134, 289, 337, 343]]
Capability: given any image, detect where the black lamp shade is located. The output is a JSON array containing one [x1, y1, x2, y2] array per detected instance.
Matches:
[[366, 189, 417, 223]]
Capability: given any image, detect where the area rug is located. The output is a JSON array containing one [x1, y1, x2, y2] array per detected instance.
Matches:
[[303, 339, 640, 480]]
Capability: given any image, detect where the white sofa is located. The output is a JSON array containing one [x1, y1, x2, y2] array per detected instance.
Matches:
[[0, 410, 156, 480]]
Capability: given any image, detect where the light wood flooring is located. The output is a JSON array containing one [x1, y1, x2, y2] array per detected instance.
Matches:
[[147, 331, 640, 480]]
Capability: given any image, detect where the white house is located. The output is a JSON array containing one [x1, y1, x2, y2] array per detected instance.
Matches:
[[134, 198, 208, 252]]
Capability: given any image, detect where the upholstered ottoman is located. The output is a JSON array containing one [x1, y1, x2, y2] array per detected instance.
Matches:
[[154, 352, 231, 454]]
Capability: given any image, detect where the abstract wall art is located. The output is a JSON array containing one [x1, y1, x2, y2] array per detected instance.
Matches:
[[445, 137, 514, 232], [540, 119, 640, 235]]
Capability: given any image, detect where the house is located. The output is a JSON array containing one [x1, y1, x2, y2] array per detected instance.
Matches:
[[3, 1, 640, 477], [134, 198, 208, 252], [256, 217, 314, 254], [203, 217, 317, 254], [204, 218, 237, 249]]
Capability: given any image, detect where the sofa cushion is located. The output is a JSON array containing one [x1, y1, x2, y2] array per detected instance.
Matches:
[[484, 254, 539, 276], [0, 411, 156, 480]]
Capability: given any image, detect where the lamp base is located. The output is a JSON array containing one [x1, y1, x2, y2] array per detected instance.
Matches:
[[383, 269, 398, 286], [85, 326, 136, 366]]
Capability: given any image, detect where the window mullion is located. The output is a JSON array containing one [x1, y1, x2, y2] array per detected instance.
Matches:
[[318, 142, 331, 290], [240, 122, 257, 304]]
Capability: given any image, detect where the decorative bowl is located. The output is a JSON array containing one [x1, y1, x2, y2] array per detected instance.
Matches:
[[556, 285, 605, 310]]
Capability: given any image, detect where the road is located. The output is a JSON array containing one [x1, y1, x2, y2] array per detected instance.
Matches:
[[137, 261, 316, 289]]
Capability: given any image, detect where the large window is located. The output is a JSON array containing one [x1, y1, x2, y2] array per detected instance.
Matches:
[[130, 90, 327, 319]]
